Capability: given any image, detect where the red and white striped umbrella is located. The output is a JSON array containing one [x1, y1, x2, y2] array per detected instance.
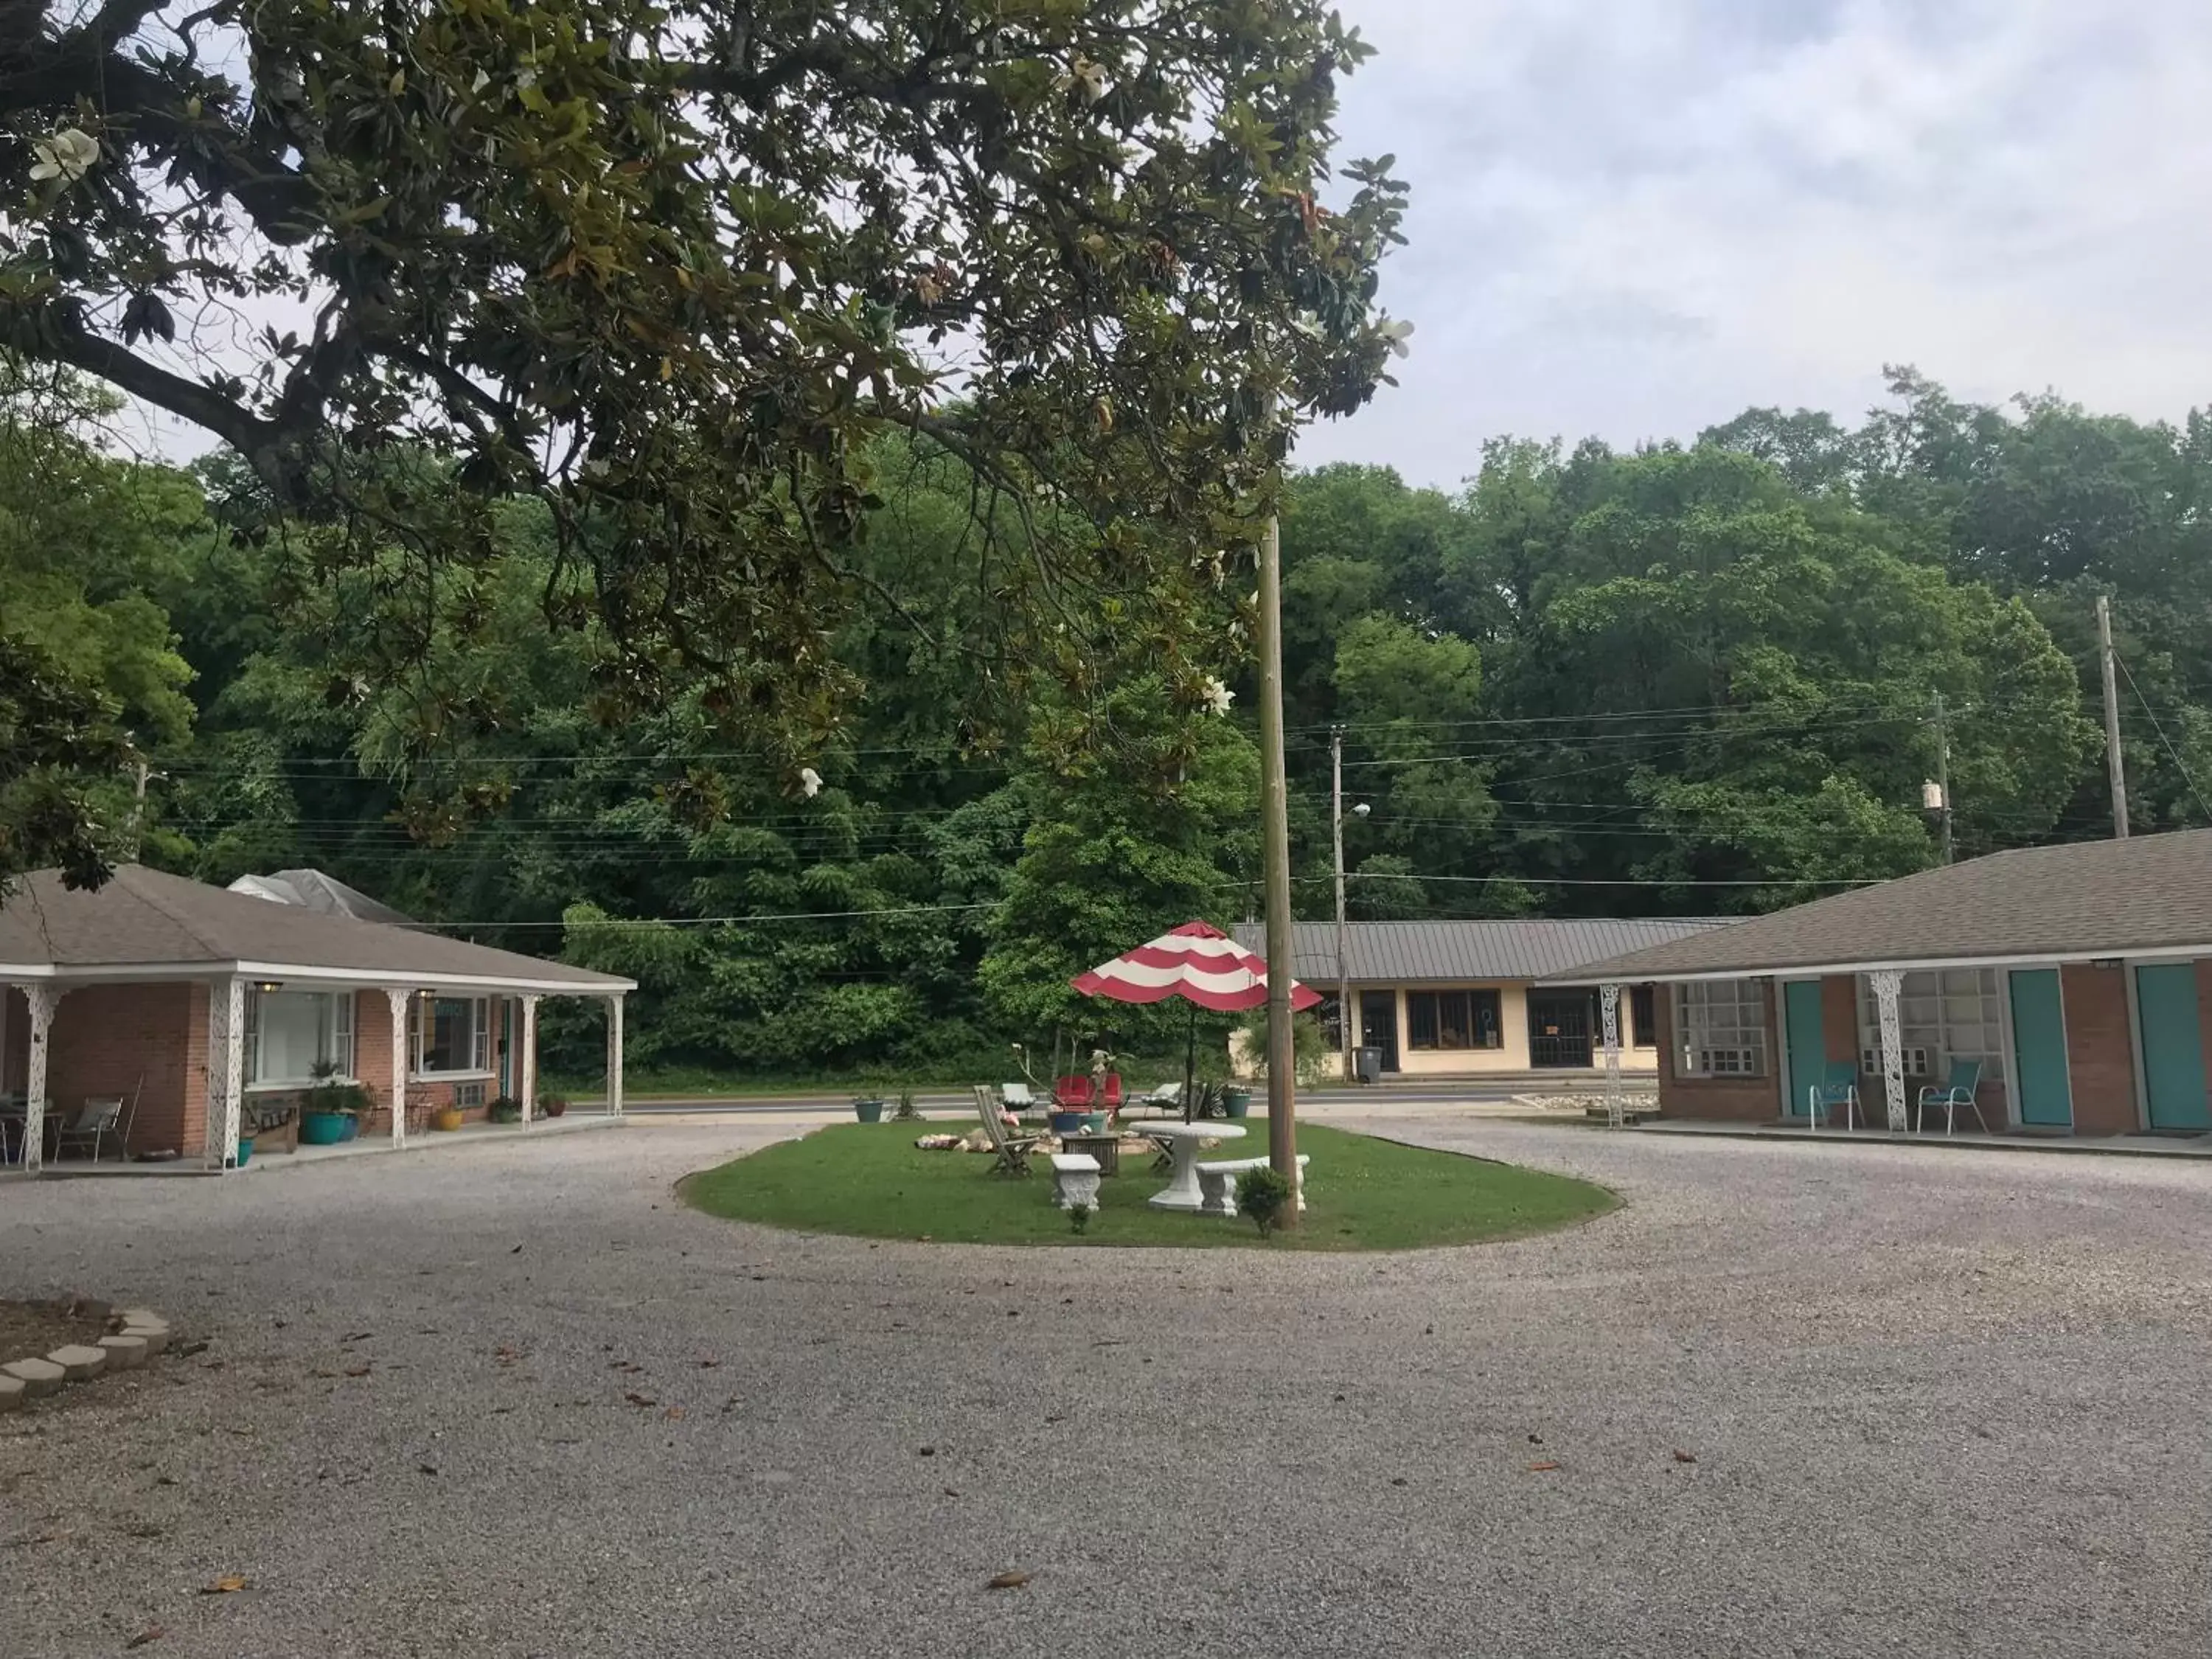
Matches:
[[1071, 920, 1322, 1012]]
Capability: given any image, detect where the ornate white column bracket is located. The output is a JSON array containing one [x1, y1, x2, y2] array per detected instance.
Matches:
[[518, 995, 541, 1125], [384, 988, 411, 1147], [1870, 970, 1907, 1133], [1599, 983, 1624, 1129], [21, 984, 63, 1175], [605, 994, 625, 1119]]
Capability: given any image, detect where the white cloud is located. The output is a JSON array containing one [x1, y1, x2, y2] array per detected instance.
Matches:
[[1301, 0, 2212, 484]]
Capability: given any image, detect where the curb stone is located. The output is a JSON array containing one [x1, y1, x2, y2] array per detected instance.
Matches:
[[1, 1303, 172, 1409]]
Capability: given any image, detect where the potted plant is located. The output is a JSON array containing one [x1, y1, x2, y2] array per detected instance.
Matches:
[[428, 1101, 466, 1132], [852, 1094, 886, 1124], [1217, 1084, 1254, 1119], [538, 1093, 568, 1119], [300, 1065, 373, 1146], [487, 1095, 524, 1124]]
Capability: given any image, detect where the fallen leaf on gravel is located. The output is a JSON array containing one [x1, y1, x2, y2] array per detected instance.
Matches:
[[1389, 1478, 1408, 1486], [625, 1393, 658, 1408], [1527, 1461, 1561, 1473], [1672, 1450, 1697, 1464], [343, 1366, 371, 1379], [494, 1346, 519, 1364], [1528, 1434, 1543, 1444], [125, 1625, 166, 1648], [341, 1332, 371, 1343], [696, 1360, 720, 1369], [510, 1244, 524, 1254], [942, 1487, 959, 1498], [176, 1340, 209, 1358], [664, 1407, 686, 1422], [200, 1575, 248, 1594], [987, 1571, 1031, 1590], [917, 1446, 935, 1456], [418, 1464, 438, 1477]]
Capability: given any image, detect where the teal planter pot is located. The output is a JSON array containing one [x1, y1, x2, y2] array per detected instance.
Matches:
[[299, 1111, 351, 1146], [234, 1136, 255, 1167], [852, 1099, 886, 1124], [1220, 1088, 1253, 1119], [1082, 1111, 1108, 1133], [1049, 1110, 1088, 1135]]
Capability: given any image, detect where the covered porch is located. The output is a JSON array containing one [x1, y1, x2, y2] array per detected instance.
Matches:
[[0, 864, 634, 1178]]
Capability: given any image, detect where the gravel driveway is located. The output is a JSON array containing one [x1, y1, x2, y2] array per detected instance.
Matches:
[[2, 1118, 2208, 1659]]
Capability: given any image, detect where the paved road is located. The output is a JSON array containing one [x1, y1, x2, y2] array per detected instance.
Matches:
[[622, 1082, 1544, 1115], [3, 1120, 2207, 1658]]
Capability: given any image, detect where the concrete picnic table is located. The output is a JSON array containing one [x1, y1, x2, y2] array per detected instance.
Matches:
[[1144, 1121, 1248, 1211]]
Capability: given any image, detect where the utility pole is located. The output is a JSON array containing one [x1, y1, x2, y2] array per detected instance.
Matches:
[[1258, 512, 1298, 1225], [1332, 726, 1350, 1084], [1932, 692, 1952, 866], [125, 758, 152, 860], [2098, 593, 2130, 839]]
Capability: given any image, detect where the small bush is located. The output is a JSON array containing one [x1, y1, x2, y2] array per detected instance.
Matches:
[[1068, 1203, 1092, 1236], [487, 1095, 524, 1124], [893, 1087, 922, 1121], [1235, 1164, 1293, 1239]]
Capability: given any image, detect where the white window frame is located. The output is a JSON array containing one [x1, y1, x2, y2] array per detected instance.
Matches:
[[411, 995, 495, 1080], [1856, 969, 2006, 1083], [244, 989, 356, 1091], [1675, 980, 1768, 1078]]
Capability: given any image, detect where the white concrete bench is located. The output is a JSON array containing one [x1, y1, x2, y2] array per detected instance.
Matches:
[[1049, 1152, 1102, 1211], [1196, 1154, 1310, 1218]]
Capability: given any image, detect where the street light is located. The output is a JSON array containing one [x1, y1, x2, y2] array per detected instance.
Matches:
[[1332, 725, 1370, 1082]]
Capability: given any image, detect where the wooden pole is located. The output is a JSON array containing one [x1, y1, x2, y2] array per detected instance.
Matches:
[[1259, 512, 1298, 1225], [1933, 691, 1953, 865], [2098, 593, 2129, 839]]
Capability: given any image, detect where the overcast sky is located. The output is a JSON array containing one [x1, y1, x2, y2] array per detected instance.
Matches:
[[1296, 0, 2212, 487]]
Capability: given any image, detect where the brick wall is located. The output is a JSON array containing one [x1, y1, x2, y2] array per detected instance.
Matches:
[[2062, 962, 2139, 1135], [350, 990, 518, 1134], [44, 983, 201, 1156], [1820, 975, 1859, 1061], [1655, 981, 1782, 1122]]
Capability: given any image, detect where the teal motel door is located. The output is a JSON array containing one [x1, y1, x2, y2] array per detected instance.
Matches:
[[1783, 981, 1825, 1119], [2008, 970, 2073, 1129], [2135, 964, 2211, 1130]]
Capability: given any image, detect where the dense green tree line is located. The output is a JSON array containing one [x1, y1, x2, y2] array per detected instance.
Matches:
[[6, 364, 2208, 1079]]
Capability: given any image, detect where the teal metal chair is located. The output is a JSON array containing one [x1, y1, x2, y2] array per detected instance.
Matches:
[[1916, 1059, 1987, 1135], [1806, 1061, 1861, 1131]]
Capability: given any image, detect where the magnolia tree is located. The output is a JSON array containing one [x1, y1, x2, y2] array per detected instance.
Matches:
[[1, 1, 1410, 783]]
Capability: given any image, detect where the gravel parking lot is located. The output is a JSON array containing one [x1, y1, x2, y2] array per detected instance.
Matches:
[[3, 1117, 2208, 1659]]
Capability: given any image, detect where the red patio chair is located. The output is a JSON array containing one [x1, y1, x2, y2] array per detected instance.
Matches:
[[1054, 1075, 1095, 1109], [1101, 1074, 1124, 1116]]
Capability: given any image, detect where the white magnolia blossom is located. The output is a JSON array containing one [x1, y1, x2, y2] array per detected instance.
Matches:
[[798, 766, 823, 799], [29, 126, 99, 184], [1201, 676, 1234, 717], [1057, 55, 1108, 104], [1377, 317, 1415, 359]]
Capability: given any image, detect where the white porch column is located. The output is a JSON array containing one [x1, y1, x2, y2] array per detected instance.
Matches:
[[21, 985, 62, 1175], [215, 977, 245, 1169], [1870, 969, 1908, 1132], [1600, 983, 1624, 1128], [518, 995, 540, 1125], [605, 994, 625, 1119], [384, 988, 411, 1147]]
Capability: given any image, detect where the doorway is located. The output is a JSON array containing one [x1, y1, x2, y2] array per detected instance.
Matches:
[[2008, 970, 2073, 1128], [1527, 991, 1595, 1068], [1358, 991, 1400, 1074], [2135, 964, 2210, 1130], [1782, 980, 1825, 1120]]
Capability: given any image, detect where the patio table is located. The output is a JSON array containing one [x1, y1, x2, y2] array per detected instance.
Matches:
[[1145, 1121, 1247, 1211]]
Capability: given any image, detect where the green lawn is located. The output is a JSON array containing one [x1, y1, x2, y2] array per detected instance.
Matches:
[[680, 1119, 1617, 1251]]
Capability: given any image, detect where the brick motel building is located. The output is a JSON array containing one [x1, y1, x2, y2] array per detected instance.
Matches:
[[0, 866, 633, 1175], [1552, 829, 2212, 1138]]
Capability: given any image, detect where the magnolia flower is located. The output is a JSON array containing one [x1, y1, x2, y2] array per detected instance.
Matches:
[[1201, 676, 1235, 717], [1057, 55, 1108, 105], [29, 126, 99, 184], [1377, 316, 1415, 359], [798, 766, 823, 799]]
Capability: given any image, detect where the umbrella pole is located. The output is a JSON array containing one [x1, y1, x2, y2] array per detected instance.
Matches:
[[1183, 1003, 1196, 1125]]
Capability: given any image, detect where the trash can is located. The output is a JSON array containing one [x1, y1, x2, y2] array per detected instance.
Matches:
[[1355, 1046, 1382, 1085]]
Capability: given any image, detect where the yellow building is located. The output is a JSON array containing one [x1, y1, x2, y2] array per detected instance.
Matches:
[[1230, 919, 1731, 1079]]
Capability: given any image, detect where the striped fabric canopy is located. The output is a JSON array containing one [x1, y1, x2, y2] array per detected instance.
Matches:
[[1071, 920, 1324, 1013]]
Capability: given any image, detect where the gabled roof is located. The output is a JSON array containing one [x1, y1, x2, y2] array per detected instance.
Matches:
[[1229, 918, 1733, 985], [228, 868, 414, 926], [1550, 828, 2212, 983], [0, 866, 631, 993]]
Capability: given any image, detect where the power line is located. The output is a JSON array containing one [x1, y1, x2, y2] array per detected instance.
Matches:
[[2116, 657, 2212, 823]]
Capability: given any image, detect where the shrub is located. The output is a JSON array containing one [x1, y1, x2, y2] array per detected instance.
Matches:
[[1068, 1203, 1092, 1237], [487, 1095, 524, 1124], [1235, 1165, 1293, 1239], [893, 1087, 922, 1121]]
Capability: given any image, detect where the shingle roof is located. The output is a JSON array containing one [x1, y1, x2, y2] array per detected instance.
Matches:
[[0, 866, 630, 992], [1228, 918, 1733, 985], [1548, 828, 2212, 983]]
